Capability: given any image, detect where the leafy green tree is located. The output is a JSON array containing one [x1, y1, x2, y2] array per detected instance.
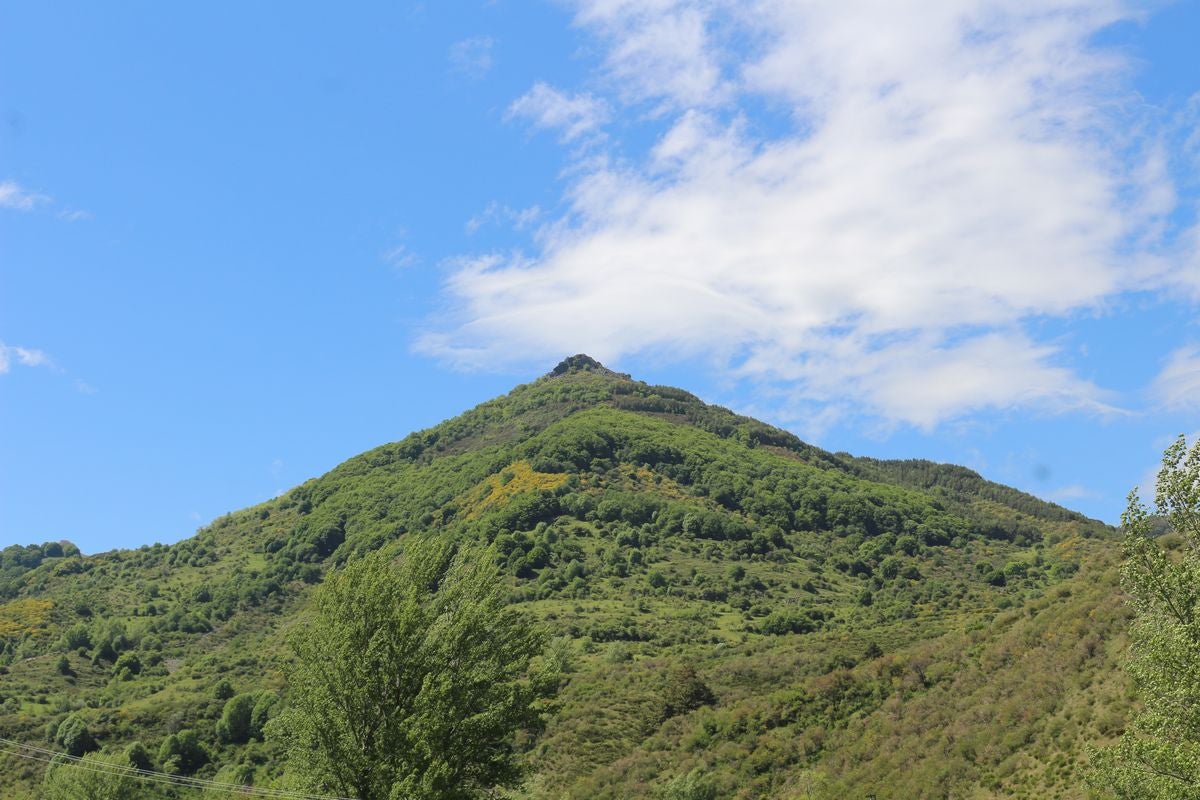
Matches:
[[55, 713, 97, 757], [661, 664, 716, 720], [42, 752, 148, 800], [268, 539, 555, 800], [60, 622, 91, 651], [113, 651, 142, 679], [250, 691, 278, 740], [158, 729, 209, 775], [662, 767, 717, 800], [1093, 435, 1200, 797], [124, 740, 154, 771], [216, 692, 257, 744]]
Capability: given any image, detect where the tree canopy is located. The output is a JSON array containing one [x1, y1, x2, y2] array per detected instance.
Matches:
[[1094, 434, 1200, 798], [268, 539, 556, 800], [41, 752, 144, 800]]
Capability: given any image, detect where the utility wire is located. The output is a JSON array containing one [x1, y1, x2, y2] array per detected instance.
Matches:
[[0, 742, 351, 800], [0, 737, 358, 800], [0, 599, 1038, 796]]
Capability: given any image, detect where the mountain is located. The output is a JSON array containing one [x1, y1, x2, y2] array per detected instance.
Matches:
[[0, 357, 1132, 798]]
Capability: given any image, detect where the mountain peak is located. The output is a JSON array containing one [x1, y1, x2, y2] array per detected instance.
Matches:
[[547, 354, 630, 379]]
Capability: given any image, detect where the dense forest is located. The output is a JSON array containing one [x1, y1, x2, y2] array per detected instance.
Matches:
[[0, 356, 1139, 798]]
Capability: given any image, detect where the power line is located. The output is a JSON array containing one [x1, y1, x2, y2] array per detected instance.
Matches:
[[0, 741, 354, 800], [0, 737, 358, 800]]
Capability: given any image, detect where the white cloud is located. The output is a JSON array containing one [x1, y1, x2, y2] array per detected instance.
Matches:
[[383, 243, 418, 270], [449, 36, 495, 79], [508, 83, 610, 143], [422, 0, 1195, 428], [1152, 344, 1200, 411], [1048, 483, 1099, 502], [0, 179, 49, 211], [0, 342, 52, 374], [466, 202, 541, 235], [573, 0, 730, 110], [744, 332, 1121, 431]]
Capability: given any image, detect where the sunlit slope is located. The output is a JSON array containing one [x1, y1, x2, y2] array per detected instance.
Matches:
[[0, 356, 1125, 799]]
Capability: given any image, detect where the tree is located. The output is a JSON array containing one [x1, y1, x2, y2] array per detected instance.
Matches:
[[42, 752, 147, 800], [55, 713, 97, 757], [662, 767, 717, 800], [268, 539, 555, 800], [660, 664, 716, 720], [1093, 435, 1200, 798], [216, 693, 257, 744], [157, 729, 208, 775], [215, 690, 275, 743], [250, 691, 278, 741], [124, 740, 154, 772]]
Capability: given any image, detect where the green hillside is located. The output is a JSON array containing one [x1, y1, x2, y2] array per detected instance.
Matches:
[[0, 356, 1132, 798]]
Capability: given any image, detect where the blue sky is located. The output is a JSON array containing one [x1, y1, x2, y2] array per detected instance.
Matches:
[[2, 1, 1198, 553]]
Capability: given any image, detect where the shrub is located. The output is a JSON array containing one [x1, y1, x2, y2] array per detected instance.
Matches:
[[217, 693, 258, 744], [158, 729, 209, 775], [55, 714, 97, 757], [662, 665, 716, 719]]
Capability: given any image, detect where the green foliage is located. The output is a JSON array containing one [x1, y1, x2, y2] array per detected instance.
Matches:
[[113, 651, 142, 679], [124, 740, 154, 771], [661, 664, 715, 719], [851, 458, 1092, 527], [268, 540, 556, 800], [0, 541, 78, 599], [0, 359, 1124, 799], [55, 713, 97, 757], [60, 622, 91, 651], [90, 620, 130, 663], [250, 691, 279, 738], [213, 690, 275, 744], [1092, 435, 1200, 798], [42, 752, 146, 800], [216, 693, 258, 744], [761, 607, 828, 635], [157, 728, 209, 775], [662, 768, 717, 800]]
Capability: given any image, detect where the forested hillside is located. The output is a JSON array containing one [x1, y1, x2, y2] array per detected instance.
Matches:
[[0, 356, 1131, 798]]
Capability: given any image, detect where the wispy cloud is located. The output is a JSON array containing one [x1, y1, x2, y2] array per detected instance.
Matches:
[[1, 178, 90, 219], [1048, 483, 1099, 502], [422, 1, 1197, 429], [0, 342, 53, 374], [466, 202, 541, 235], [574, 0, 729, 110], [1152, 344, 1200, 410], [383, 243, 419, 270], [507, 83, 610, 143], [382, 228, 420, 270], [0, 179, 49, 211], [449, 36, 495, 79]]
